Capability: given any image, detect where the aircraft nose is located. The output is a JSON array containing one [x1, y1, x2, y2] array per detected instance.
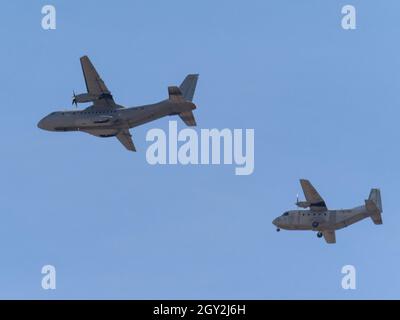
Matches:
[[37, 117, 50, 130], [272, 218, 279, 226]]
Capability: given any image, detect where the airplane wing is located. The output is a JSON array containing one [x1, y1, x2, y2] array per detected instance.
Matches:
[[116, 129, 136, 152], [80, 56, 115, 108], [323, 230, 336, 244], [300, 179, 328, 211]]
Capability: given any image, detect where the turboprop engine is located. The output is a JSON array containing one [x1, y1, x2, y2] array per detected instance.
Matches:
[[295, 200, 311, 208], [72, 93, 99, 105], [72, 92, 113, 106]]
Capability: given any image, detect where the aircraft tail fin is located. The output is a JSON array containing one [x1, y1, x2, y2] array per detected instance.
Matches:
[[167, 86, 196, 126], [168, 86, 185, 103], [179, 74, 199, 102], [365, 188, 383, 225], [168, 74, 199, 127]]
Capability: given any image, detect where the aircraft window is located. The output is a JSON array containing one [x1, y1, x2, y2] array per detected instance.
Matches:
[[282, 212, 289, 216]]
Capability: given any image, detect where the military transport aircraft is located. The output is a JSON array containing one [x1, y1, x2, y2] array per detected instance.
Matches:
[[38, 56, 199, 151], [272, 179, 383, 244]]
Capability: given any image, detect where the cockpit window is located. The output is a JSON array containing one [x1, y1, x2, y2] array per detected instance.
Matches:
[[282, 212, 289, 216]]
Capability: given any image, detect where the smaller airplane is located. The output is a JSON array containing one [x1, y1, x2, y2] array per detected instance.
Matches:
[[272, 179, 383, 244]]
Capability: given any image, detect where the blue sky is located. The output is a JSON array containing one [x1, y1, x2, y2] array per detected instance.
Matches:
[[0, 0, 399, 299]]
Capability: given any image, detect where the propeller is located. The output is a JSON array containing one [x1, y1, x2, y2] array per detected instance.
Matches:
[[72, 91, 77, 108]]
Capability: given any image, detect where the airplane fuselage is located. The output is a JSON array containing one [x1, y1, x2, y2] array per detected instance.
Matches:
[[273, 205, 371, 232], [38, 99, 196, 137]]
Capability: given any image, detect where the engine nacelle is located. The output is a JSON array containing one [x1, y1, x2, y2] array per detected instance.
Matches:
[[296, 201, 311, 208], [73, 93, 99, 103]]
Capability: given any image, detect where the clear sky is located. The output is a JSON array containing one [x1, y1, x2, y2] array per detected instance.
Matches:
[[0, 0, 399, 299]]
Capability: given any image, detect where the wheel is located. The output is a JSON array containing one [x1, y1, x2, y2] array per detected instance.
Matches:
[[276, 228, 281, 232], [317, 232, 323, 238]]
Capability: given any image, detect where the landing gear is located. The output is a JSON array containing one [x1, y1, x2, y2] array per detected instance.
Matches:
[[276, 228, 281, 232], [317, 232, 323, 238]]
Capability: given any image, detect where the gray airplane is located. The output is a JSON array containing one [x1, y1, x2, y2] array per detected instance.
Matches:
[[38, 56, 199, 151], [272, 179, 383, 244]]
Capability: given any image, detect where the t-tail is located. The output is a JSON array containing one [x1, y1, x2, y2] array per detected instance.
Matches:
[[365, 188, 383, 225], [168, 74, 199, 126]]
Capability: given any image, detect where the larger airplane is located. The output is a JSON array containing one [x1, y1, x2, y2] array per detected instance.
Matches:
[[38, 56, 199, 151], [272, 179, 383, 244]]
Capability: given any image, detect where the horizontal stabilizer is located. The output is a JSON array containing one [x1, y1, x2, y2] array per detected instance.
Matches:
[[366, 188, 383, 225], [179, 111, 196, 126], [370, 213, 383, 225]]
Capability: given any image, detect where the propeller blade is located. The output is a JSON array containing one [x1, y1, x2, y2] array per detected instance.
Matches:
[[72, 91, 77, 107]]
